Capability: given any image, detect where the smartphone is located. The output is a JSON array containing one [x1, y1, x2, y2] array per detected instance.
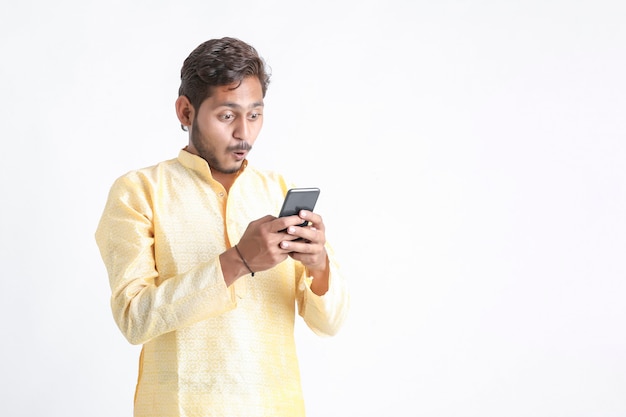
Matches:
[[279, 187, 320, 227]]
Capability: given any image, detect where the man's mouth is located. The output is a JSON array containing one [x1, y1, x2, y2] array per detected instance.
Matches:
[[233, 150, 247, 160], [229, 143, 251, 161]]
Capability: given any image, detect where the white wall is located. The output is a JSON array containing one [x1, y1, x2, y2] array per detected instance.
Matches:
[[1, 1, 625, 416]]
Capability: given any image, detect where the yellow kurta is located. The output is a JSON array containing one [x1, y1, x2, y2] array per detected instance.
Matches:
[[95, 150, 349, 417]]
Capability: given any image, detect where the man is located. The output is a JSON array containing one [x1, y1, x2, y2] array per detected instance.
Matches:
[[95, 37, 349, 417]]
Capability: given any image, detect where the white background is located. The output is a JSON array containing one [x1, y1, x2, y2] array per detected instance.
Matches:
[[1, 1, 625, 416]]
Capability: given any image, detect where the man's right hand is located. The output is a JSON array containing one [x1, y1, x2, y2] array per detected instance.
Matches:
[[219, 214, 306, 286]]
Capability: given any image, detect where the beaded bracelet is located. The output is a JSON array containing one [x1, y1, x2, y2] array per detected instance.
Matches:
[[234, 244, 255, 277]]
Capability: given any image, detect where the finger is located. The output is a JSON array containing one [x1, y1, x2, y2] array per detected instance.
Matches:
[[288, 245, 328, 270], [286, 225, 321, 244], [274, 215, 310, 233], [280, 239, 309, 254], [298, 210, 324, 230], [281, 231, 325, 254]]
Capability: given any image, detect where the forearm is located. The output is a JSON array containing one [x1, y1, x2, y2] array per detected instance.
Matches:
[[299, 251, 349, 336], [110, 259, 235, 345]]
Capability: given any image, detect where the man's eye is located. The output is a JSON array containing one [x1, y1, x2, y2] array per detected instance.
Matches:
[[249, 112, 262, 120], [221, 114, 234, 120]]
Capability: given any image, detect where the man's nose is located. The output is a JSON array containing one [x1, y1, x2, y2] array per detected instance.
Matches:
[[233, 118, 250, 140]]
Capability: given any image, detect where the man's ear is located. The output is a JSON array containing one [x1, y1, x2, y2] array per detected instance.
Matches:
[[175, 96, 194, 131]]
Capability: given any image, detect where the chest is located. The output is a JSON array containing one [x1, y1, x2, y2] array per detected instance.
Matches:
[[151, 176, 284, 275]]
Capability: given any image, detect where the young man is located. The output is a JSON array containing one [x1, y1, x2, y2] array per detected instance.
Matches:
[[95, 37, 349, 417]]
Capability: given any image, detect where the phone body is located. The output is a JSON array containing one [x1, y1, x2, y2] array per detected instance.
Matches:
[[278, 187, 320, 227]]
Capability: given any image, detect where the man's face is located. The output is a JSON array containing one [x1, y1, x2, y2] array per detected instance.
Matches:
[[188, 76, 264, 174]]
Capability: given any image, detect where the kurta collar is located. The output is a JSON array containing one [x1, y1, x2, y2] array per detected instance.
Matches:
[[177, 148, 248, 181]]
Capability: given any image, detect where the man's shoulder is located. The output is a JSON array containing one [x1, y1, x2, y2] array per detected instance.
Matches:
[[107, 157, 183, 196], [116, 157, 182, 181]]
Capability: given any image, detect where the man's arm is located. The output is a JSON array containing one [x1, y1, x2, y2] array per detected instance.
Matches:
[[95, 176, 236, 345], [282, 210, 350, 335], [281, 210, 331, 295], [225, 213, 322, 286]]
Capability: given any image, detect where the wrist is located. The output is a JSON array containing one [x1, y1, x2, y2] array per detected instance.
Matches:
[[306, 255, 330, 296], [220, 248, 250, 287], [234, 244, 255, 277], [305, 250, 329, 276]]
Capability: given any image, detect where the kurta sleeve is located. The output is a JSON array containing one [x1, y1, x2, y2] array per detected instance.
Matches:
[[95, 174, 237, 345], [296, 244, 350, 336]]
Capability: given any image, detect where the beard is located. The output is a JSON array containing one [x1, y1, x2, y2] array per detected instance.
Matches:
[[190, 117, 252, 174]]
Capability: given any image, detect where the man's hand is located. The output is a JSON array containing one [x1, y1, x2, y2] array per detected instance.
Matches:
[[279, 210, 330, 295], [220, 211, 330, 295], [235, 215, 293, 272]]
